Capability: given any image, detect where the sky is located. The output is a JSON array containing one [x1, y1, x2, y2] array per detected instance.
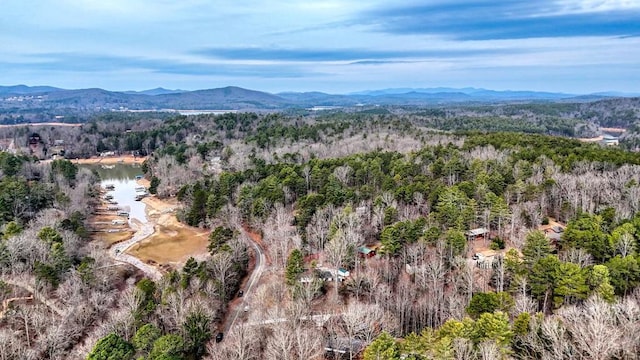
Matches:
[[1, 0, 639, 94]]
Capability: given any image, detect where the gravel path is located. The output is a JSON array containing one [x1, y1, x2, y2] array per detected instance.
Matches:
[[109, 222, 162, 280]]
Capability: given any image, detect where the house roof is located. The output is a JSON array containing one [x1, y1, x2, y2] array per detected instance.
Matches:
[[465, 228, 488, 237], [357, 246, 374, 255]]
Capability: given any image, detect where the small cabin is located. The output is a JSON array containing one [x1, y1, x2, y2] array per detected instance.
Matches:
[[357, 246, 376, 258], [117, 211, 129, 218], [465, 228, 489, 241], [27, 133, 42, 146]]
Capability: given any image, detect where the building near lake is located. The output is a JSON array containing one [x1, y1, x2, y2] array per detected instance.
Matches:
[[602, 134, 619, 146]]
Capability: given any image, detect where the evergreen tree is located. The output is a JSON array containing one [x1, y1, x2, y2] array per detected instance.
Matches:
[[363, 332, 400, 360], [183, 309, 212, 359], [133, 324, 161, 354], [588, 264, 615, 302], [285, 248, 304, 285], [149, 334, 185, 360], [522, 231, 552, 269], [87, 333, 135, 360]]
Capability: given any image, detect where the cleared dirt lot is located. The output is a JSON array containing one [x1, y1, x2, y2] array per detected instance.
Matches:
[[70, 155, 147, 165]]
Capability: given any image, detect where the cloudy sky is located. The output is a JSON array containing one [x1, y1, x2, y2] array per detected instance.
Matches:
[[1, 0, 639, 93]]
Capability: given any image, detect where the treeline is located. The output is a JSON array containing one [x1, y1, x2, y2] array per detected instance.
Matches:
[[3, 105, 634, 165]]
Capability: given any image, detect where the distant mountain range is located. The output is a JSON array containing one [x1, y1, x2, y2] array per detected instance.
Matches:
[[0, 84, 638, 112], [0, 85, 65, 95]]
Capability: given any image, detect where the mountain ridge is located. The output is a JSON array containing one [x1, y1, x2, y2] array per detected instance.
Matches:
[[0, 84, 638, 111]]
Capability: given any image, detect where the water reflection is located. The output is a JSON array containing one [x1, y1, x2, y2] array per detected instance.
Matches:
[[81, 164, 147, 223]]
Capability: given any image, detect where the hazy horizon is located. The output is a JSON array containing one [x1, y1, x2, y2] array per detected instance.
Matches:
[[2, 83, 638, 96]]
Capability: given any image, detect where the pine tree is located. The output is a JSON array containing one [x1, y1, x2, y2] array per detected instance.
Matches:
[[285, 248, 304, 286]]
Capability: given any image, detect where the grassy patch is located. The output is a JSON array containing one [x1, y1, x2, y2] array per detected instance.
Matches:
[[127, 223, 209, 264]]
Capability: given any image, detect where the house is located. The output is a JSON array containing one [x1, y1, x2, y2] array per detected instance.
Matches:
[[49, 145, 65, 157], [315, 267, 350, 282], [465, 228, 489, 241], [544, 225, 565, 246], [357, 246, 376, 258], [324, 336, 365, 358], [27, 133, 42, 147], [602, 134, 619, 146], [472, 250, 498, 269], [338, 268, 350, 278], [27, 133, 46, 158], [538, 220, 566, 247]]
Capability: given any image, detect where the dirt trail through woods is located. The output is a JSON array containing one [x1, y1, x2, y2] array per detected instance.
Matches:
[[0, 295, 34, 319], [0, 277, 65, 316]]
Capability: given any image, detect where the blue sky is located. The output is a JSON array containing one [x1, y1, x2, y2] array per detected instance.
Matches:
[[1, 0, 639, 93]]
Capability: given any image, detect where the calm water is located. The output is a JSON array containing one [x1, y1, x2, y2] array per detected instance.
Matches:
[[81, 164, 148, 223]]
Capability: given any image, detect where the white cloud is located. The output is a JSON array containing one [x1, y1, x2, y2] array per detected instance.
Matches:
[[553, 0, 640, 14], [0, 0, 638, 92]]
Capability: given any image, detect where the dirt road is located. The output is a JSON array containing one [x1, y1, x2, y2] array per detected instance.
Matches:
[[223, 228, 267, 333]]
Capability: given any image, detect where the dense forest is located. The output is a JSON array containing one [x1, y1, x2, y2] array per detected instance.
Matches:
[[2, 108, 640, 359]]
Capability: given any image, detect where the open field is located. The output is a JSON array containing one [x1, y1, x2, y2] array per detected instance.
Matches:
[[127, 218, 209, 266]]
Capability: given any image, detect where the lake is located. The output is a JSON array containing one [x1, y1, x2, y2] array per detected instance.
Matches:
[[81, 163, 148, 223]]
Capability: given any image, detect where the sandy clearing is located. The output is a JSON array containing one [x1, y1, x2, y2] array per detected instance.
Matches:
[[125, 183, 210, 268], [70, 155, 147, 165], [578, 136, 603, 142], [600, 127, 627, 133]]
